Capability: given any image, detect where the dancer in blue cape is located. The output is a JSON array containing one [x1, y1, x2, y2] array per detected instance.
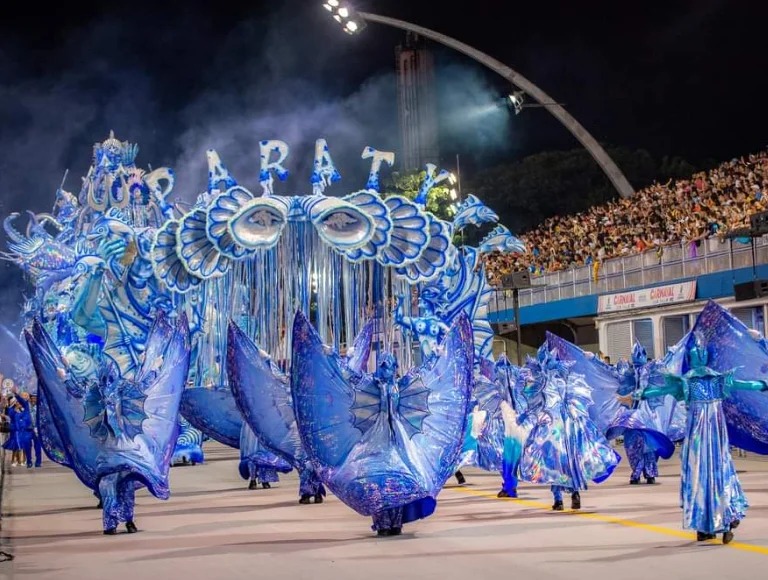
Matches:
[[494, 355, 530, 499], [228, 319, 374, 504], [178, 378, 291, 490], [615, 342, 685, 484], [290, 311, 473, 536], [239, 424, 292, 490], [519, 344, 621, 511], [545, 333, 678, 485], [630, 301, 768, 544], [25, 312, 190, 534]]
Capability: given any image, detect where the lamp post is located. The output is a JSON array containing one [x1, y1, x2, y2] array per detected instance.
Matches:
[[321, 4, 635, 199]]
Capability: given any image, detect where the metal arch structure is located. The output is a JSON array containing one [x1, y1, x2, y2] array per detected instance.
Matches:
[[358, 11, 635, 199]]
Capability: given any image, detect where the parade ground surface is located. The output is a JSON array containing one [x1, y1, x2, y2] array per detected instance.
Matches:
[[2, 444, 768, 580]]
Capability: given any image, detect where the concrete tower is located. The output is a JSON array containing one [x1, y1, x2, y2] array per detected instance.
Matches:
[[395, 32, 440, 171]]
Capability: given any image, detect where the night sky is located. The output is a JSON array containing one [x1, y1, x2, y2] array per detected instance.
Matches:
[[0, 0, 766, 364]]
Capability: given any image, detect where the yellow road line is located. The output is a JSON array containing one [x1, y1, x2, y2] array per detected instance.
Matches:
[[451, 486, 768, 555]]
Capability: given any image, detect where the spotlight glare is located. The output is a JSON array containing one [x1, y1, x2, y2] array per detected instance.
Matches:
[[450, 188, 457, 200], [323, 3, 333, 11], [334, 14, 342, 22], [449, 173, 457, 185], [328, 0, 339, 5], [345, 20, 359, 31], [338, 7, 349, 17]]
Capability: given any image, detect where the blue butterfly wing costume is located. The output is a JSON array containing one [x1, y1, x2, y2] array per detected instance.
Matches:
[[26, 321, 101, 490], [227, 320, 375, 496], [238, 423, 292, 481], [36, 384, 73, 468], [227, 322, 324, 498], [290, 310, 473, 527], [179, 386, 243, 449], [544, 332, 675, 460], [26, 312, 190, 531], [470, 374, 507, 472], [663, 301, 768, 455]]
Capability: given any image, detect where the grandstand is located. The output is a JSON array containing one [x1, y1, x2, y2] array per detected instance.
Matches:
[[486, 150, 768, 363]]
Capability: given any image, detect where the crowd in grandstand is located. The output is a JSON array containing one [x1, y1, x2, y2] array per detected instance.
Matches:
[[484, 150, 768, 286]]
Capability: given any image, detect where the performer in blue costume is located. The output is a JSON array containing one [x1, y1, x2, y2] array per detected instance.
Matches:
[[228, 318, 374, 505], [2, 394, 32, 466], [632, 334, 768, 544], [616, 342, 684, 485], [239, 424, 292, 490], [519, 345, 621, 511], [290, 311, 473, 536], [544, 332, 677, 490], [25, 394, 43, 468], [25, 312, 190, 534], [495, 356, 530, 498]]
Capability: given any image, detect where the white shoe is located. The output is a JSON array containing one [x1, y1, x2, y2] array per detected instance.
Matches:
[[11, 462, 18, 467]]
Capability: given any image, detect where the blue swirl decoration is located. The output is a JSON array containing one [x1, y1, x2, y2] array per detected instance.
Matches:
[[206, 186, 257, 259], [376, 195, 431, 267], [151, 219, 203, 293], [177, 207, 231, 279], [343, 191, 392, 262], [395, 214, 454, 283]]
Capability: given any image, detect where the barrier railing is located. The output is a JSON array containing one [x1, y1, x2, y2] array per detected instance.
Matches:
[[489, 235, 768, 314]]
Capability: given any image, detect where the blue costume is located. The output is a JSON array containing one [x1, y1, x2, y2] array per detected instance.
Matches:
[[495, 356, 530, 498], [638, 303, 768, 544], [239, 424, 291, 489], [25, 399, 43, 467], [519, 345, 621, 510], [543, 333, 677, 496], [227, 321, 374, 504], [25, 312, 190, 534], [616, 343, 686, 484], [290, 311, 473, 535], [3, 397, 32, 454]]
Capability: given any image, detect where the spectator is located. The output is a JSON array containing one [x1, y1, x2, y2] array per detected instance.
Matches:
[[484, 150, 768, 282]]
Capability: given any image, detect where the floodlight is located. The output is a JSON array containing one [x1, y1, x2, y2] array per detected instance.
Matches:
[[450, 189, 457, 200], [507, 92, 524, 115], [323, 2, 367, 35], [448, 173, 457, 185]]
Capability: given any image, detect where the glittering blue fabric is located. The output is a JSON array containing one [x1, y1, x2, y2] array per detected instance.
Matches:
[[641, 301, 768, 533], [180, 387, 243, 449], [679, 387, 747, 533], [26, 312, 190, 530], [661, 300, 768, 454], [518, 346, 621, 489], [298, 464, 326, 497], [546, 333, 677, 458], [99, 472, 135, 530], [238, 423, 292, 481], [227, 322, 321, 497], [290, 311, 473, 521], [624, 430, 659, 480], [371, 507, 404, 531]]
